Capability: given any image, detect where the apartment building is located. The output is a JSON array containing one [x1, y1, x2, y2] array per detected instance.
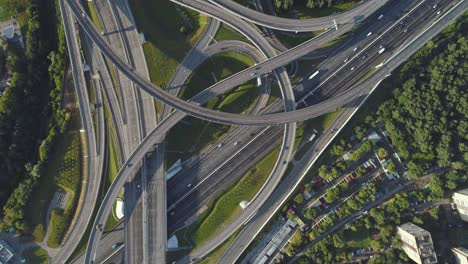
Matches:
[[453, 188, 468, 222], [397, 222, 437, 264], [452, 247, 468, 264]]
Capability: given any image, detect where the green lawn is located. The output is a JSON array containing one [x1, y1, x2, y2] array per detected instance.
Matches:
[[101, 101, 122, 231], [198, 230, 241, 264], [285, 0, 360, 19], [104, 199, 122, 232], [276, 30, 324, 48], [294, 109, 341, 160], [106, 121, 121, 185], [189, 148, 280, 247], [344, 228, 371, 249], [22, 246, 49, 264], [165, 52, 258, 165], [46, 130, 82, 248], [129, 0, 207, 87], [27, 85, 82, 244], [214, 23, 248, 42], [84, 1, 103, 32]]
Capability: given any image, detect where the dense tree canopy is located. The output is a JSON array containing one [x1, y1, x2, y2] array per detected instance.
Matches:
[[377, 24, 467, 177], [0, 0, 68, 232]]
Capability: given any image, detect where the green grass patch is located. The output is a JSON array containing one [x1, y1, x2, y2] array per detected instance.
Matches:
[[100, 96, 122, 232], [344, 228, 371, 249], [104, 199, 121, 232], [190, 148, 280, 247], [276, 30, 324, 48], [32, 224, 46, 243], [22, 246, 49, 264], [83, 1, 103, 32], [294, 109, 341, 160], [179, 51, 254, 99], [214, 23, 248, 42], [106, 122, 121, 185], [321, 32, 350, 48], [129, 0, 207, 87], [27, 86, 82, 243], [46, 130, 82, 248], [166, 52, 258, 165], [167, 249, 191, 264], [285, 0, 360, 19], [198, 230, 241, 264]]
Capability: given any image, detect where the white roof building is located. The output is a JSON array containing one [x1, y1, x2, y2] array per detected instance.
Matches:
[[1, 26, 14, 40], [453, 189, 468, 222], [0, 240, 14, 263]]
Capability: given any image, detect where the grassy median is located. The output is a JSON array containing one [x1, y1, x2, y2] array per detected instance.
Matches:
[[165, 51, 258, 165], [187, 148, 280, 247], [129, 0, 208, 87]]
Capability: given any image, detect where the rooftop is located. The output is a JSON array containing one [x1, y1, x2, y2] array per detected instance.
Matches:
[[398, 222, 431, 238], [0, 240, 14, 262], [452, 247, 468, 257], [454, 188, 468, 196]]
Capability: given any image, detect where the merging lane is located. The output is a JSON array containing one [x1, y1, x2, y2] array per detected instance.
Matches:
[[209, 0, 389, 32], [218, 1, 467, 262]]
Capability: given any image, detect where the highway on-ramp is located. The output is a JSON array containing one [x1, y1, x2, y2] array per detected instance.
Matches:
[[209, 0, 389, 32], [217, 1, 467, 262], [64, 0, 391, 126]]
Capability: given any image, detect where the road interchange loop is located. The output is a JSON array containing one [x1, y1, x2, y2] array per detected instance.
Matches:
[[66, 0, 384, 126], [78, 0, 300, 261]]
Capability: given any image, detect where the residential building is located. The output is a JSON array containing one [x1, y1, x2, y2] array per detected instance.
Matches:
[[397, 222, 437, 264], [0, 240, 14, 263], [453, 188, 468, 222], [250, 219, 297, 264], [452, 247, 468, 264], [0, 19, 23, 46]]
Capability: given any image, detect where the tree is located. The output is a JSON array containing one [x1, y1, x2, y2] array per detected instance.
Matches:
[[319, 165, 339, 181], [294, 193, 305, 204], [331, 144, 346, 156], [346, 198, 362, 211], [304, 207, 318, 220], [412, 216, 424, 225], [304, 183, 312, 193], [324, 187, 340, 203], [377, 147, 388, 159], [332, 234, 345, 248], [274, 0, 294, 11], [386, 162, 396, 174], [370, 239, 383, 250], [370, 208, 386, 225], [428, 176, 445, 199]]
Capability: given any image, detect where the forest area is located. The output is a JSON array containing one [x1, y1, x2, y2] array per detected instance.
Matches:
[[376, 14, 467, 190], [0, 0, 68, 233]]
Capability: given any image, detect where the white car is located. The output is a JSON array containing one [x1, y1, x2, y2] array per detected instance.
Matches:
[[234, 141, 239, 146]]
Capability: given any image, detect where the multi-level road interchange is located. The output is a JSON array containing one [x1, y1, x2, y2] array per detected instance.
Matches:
[[54, 0, 467, 263]]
